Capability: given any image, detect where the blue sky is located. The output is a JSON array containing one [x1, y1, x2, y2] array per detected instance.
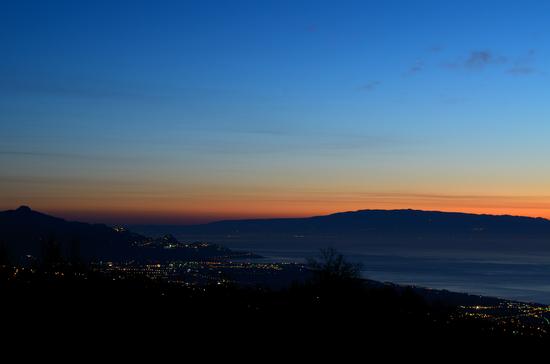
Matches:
[[1, 0, 550, 223]]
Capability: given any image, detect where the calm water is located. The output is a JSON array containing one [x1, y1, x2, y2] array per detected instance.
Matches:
[[242, 248, 550, 304]]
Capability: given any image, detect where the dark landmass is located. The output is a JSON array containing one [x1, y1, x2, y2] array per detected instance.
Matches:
[[2, 258, 548, 343], [0, 206, 257, 262], [132, 209, 550, 251]]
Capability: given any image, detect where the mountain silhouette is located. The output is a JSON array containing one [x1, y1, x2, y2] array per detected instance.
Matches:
[[184, 209, 550, 233], [134, 209, 550, 251], [0, 206, 141, 261], [4, 206, 550, 260]]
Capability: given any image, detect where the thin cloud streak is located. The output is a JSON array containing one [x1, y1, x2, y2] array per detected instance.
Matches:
[[442, 50, 507, 70], [439, 49, 543, 75], [358, 81, 381, 92], [0, 150, 136, 161]]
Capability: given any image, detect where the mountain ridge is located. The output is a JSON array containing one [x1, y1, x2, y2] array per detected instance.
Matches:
[[202, 208, 550, 225], [130, 208, 550, 251], [157, 208, 550, 232]]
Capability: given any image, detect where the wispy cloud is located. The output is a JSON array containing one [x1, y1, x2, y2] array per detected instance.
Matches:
[[0, 74, 150, 100], [406, 61, 424, 75], [443, 50, 507, 70], [508, 66, 536, 75], [507, 49, 539, 75], [427, 45, 444, 53], [465, 50, 507, 69], [440, 49, 542, 75], [0, 150, 133, 161], [170, 131, 419, 156], [358, 81, 381, 92]]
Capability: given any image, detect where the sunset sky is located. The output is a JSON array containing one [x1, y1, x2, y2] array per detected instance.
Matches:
[[2, 0, 550, 224]]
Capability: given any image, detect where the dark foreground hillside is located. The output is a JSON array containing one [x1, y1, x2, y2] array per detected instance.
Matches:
[[1, 259, 544, 344]]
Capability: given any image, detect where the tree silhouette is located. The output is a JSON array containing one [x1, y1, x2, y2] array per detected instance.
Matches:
[[307, 247, 362, 287]]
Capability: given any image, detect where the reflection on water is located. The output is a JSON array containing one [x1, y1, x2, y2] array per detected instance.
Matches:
[[243, 247, 550, 304]]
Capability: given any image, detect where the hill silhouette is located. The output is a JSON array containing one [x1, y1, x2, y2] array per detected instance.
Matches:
[[0, 206, 141, 261]]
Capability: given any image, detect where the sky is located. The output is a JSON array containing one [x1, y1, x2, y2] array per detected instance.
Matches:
[[2, 0, 550, 224]]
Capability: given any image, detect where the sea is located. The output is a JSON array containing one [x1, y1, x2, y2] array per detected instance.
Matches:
[[239, 247, 550, 304]]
